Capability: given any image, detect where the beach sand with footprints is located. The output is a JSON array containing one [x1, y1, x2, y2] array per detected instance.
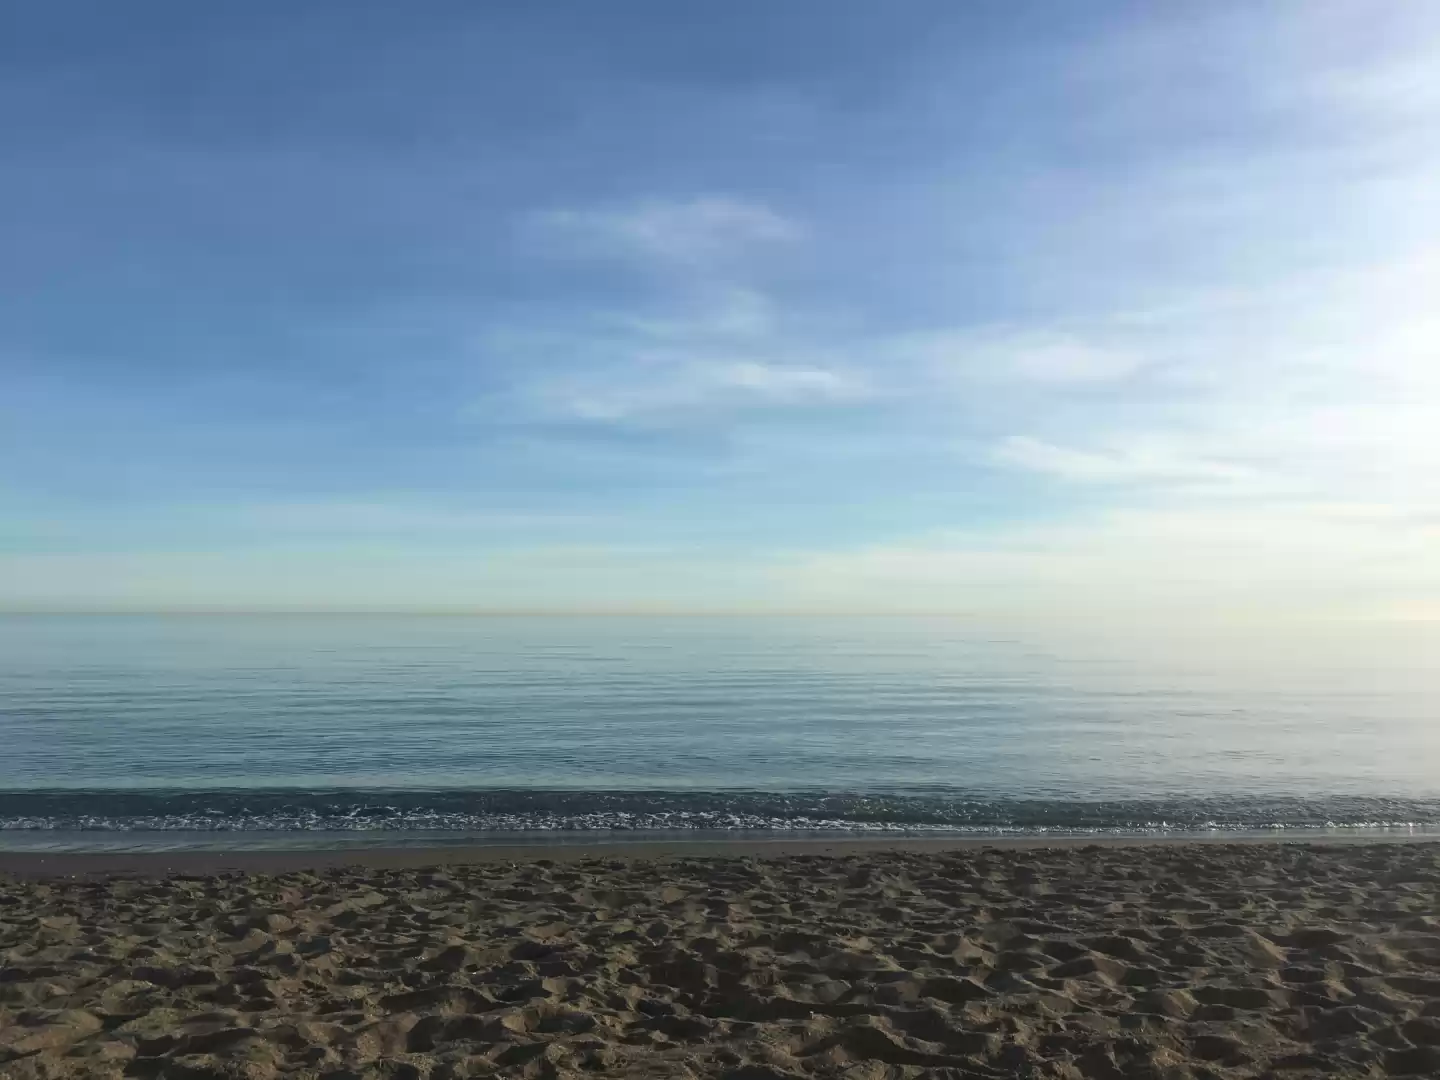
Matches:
[[5, 840, 1440, 1078]]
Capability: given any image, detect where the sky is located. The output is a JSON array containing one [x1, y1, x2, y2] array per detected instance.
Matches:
[[4, 1, 1440, 617]]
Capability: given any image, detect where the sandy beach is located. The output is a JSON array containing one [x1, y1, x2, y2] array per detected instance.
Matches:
[[5, 840, 1440, 1079]]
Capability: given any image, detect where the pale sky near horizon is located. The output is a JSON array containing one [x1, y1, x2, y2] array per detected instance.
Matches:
[[4, 1, 1440, 618]]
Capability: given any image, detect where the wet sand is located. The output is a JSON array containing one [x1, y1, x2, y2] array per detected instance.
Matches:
[[4, 839, 1440, 1078]]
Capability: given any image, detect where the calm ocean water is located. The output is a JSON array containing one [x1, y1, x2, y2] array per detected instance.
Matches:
[[3, 615, 1439, 850]]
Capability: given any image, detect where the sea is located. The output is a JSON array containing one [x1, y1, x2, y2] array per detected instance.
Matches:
[[3, 614, 1439, 851]]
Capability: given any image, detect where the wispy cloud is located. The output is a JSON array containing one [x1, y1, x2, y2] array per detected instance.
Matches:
[[536, 359, 870, 423], [529, 196, 800, 266], [475, 280, 872, 427], [224, 500, 596, 536], [612, 288, 775, 341], [999, 253, 1440, 503], [992, 435, 1261, 489], [910, 330, 1148, 386]]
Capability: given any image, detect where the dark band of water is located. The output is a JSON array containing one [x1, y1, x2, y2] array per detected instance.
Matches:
[[5, 788, 1440, 851]]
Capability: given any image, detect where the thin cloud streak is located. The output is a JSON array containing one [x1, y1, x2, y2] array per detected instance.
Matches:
[[528, 196, 801, 266], [533, 360, 872, 423], [992, 436, 1262, 490]]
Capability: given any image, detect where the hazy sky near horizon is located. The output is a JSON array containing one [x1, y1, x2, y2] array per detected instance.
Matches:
[[4, 1, 1440, 616]]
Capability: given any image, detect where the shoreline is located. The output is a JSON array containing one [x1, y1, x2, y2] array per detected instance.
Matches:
[[5, 831, 1439, 879]]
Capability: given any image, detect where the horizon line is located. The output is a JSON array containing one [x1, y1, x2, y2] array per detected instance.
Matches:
[[0, 608, 990, 618]]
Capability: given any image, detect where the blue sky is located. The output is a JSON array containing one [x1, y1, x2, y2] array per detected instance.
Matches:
[[4, 1, 1440, 615]]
